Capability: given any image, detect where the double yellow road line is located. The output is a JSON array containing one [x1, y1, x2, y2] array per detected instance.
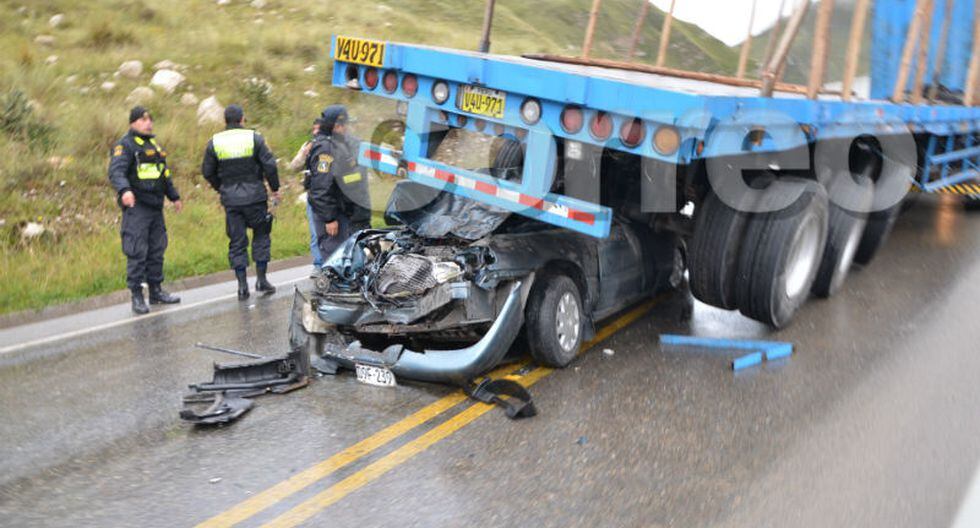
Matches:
[[197, 296, 666, 528]]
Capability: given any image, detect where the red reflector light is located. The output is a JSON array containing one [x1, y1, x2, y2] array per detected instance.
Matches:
[[363, 68, 379, 90], [619, 118, 644, 147], [561, 106, 584, 133], [590, 112, 612, 140], [382, 70, 398, 93], [401, 74, 418, 97]]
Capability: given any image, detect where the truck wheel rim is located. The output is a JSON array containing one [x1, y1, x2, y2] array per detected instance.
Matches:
[[785, 215, 821, 299], [556, 292, 581, 352]]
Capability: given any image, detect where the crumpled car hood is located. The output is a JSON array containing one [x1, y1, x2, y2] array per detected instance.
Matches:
[[385, 180, 511, 241]]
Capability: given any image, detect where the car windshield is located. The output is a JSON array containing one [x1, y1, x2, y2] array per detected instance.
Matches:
[[384, 180, 512, 240]]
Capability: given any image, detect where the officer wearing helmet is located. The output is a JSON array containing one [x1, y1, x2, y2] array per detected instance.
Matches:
[[201, 104, 281, 300], [107, 106, 182, 315], [306, 105, 371, 259]]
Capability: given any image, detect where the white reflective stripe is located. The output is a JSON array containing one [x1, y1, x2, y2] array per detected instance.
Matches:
[[545, 202, 570, 218], [414, 164, 436, 177], [378, 153, 399, 166], [496, 188, 521, 203], [456, 176, 476, 190], [213, 129, 254, 160]]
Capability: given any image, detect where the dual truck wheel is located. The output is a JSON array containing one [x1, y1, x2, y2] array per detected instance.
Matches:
[[689, 175, 890, 328]]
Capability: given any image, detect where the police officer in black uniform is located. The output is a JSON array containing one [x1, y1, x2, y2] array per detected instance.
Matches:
[[201, 104, 280, 300], [108, 106, 182, 315], [307, 105, 371, 259]]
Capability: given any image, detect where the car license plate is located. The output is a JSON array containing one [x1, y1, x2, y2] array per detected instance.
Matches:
[[355, 363, 397, 387], [334, 36, 385, 68], [457, 85, 506, 119]]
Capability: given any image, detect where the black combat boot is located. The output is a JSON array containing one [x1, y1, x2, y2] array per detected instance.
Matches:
[[255, 263, 276, 295], [148, 283, 181, 304], [131, 287, 150, 315], [236, 268, 250, 301]]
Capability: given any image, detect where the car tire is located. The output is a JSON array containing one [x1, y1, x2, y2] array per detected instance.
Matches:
[[811, 174, 874, 298], [688, 191, 751, 310], [852, 201, 901, 265], [735, 178, 829, 328], [526, 274, 583, 368]]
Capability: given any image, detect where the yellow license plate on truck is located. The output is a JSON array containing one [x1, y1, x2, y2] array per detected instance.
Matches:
[[334, 36, 385, 68], [457, 85, 506, 119]]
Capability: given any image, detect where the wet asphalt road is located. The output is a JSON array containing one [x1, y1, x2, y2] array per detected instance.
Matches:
[[1, 195, 979, 528]]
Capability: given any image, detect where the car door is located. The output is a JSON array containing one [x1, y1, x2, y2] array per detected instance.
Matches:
[[594, 219, 646, 319]]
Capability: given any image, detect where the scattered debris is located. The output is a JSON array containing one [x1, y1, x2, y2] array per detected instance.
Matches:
[[125, 86, 155, 104], [35, 35, 56, 46], [659, 334, 794, 372], [303, 90, 318, 98], [576, 436, 588, 446], [216, 0, 231, 5], [150, 69, 185, 93], [180, 343, 310, 425], [602, 348, 614, 356], [48, 14, 65, 28], [303, 65, 316, 73], [196, 96, 224, 126], [117, 60, 143, 79], [209, 477, 222, 484], [20, 222, 45, 241]]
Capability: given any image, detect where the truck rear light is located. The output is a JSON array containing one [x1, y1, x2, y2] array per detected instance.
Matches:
[[401, 74, 418, 97], [431, 81, 450, 104], [590, 112, 612, 140], [474, 119, 486, 131], [619, 118, 644, 147], [520, 98, 541, 125], [652, 125, 681, 155], [561, 106, 584, 133], [382, 70, 398, 93], [493, 123, 506, 135], [363, 68, 379, 90], [456, 114, 468, 127]]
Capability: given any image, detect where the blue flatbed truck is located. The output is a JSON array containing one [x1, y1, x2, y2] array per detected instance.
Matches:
[[322, 1, 980, 334]]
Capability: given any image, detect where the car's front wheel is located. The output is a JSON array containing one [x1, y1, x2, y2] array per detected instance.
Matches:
[[526, 274, 583, 368]]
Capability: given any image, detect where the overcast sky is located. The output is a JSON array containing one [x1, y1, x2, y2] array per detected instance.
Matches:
[[648, 0, 810, 46]]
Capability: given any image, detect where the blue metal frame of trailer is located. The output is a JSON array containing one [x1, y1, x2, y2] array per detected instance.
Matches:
[[329, 32, 980, 238]]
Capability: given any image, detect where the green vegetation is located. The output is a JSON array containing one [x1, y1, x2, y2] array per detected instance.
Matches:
[[0, 0, 737, 315]]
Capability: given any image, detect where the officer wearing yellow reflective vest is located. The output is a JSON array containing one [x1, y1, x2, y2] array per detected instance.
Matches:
[[107, 106, 182, 315], [201, 104, 281, 300], [306, 105, 371, 260]]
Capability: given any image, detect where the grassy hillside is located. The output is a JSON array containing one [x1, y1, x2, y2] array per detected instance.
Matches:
[[738, 0, 871, 85], [0, 0, 737, 314]]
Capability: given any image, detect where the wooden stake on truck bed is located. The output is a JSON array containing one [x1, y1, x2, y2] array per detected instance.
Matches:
[[963, 4, 980, 105], [760, 0, 788, 77], [736, 0, 759, 79], [841, 0, 871, 101], [656, 0, 677, 67], [761, 0, 810, 97], [582, 0, 603, 60], [807, 0, 835, 99], [910, 0, 935, 104], [893, 0, 930, 103], [626, 0, 651, 61]]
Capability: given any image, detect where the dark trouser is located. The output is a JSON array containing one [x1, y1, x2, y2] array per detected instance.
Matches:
[[225, 202, 272, 270], [120, 204, 168, 290], [312, 212, 351, 261]]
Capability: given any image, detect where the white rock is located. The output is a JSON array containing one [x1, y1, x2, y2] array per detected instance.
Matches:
[[45, 55, 58, 65], [196, 96, 224, 126], [180, 93, 199, 106], [49, 14, 65, 28], [149, 69, 185, 93], [78, 86, 90, 94], [303, 90, 318, 98], [125, 86, 155, 104], [65, 75, 77, 84], [216, 0, 231, 5], [377, 4, 392, 12], [251, 0, 266, 8], [35, 35, 56, 46], [117, 60, 143, 79], [0, 219, 5, 227], [21, 222, 45, 240], [100, 81, 116, 92], [303, 65, 316, 73], [153, 59, 180, 71], [602, 348, 615, 356]]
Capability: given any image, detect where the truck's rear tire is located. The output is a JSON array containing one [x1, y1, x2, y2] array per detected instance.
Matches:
[[526, 274, 583, 368], [688, 192, 751, 310], [812, 175, 874, 298], [492, 139, 524, 181], [735, 179, 829, 328], [852, 202, 901, 265]]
